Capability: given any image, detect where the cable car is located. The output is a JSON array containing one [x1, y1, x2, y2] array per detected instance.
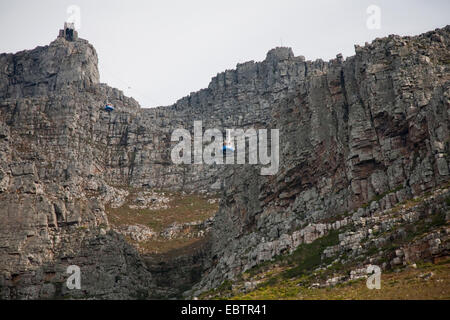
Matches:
[[222, 143, 235, 153], [223, 129, 235, 154], [104, 104, 114, 112]]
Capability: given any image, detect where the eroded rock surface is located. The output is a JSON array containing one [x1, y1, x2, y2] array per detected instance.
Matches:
[[0, 26, 449, 299]]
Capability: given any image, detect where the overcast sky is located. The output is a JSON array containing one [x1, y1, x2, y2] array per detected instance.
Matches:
[[1, 0, 449, 108]]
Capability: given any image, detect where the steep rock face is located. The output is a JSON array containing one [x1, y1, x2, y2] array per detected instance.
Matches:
[[0, 26, 449, 298], [0, 37, 151, 299], [193, 27, 450, 293], [0, 37, 99, 98], [108, 46, 308, 190]]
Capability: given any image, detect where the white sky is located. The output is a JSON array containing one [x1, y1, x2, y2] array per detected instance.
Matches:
[[1, 0, 449, 108]]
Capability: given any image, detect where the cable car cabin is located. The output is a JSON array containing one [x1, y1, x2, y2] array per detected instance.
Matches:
[[223, 132, 235, 154], [222, 143, 235, 154], [104, 105, 114, 112]]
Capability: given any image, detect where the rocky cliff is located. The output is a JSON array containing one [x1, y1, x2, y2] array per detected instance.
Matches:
[[0, 26, 449, 299], [194, 26, 450, 294]]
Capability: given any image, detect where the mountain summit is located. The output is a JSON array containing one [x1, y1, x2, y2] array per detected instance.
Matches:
[[0, 25, 449, 299]]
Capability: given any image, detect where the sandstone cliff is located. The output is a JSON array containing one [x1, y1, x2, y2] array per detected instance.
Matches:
[[0, 26, 449, 299]]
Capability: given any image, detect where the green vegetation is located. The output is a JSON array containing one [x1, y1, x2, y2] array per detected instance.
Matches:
[[201, 230, 342, 299], [106, 189, 218, 232], [438, 57, 450, 65], [243, 230, 341, 281], [200, 280, 233, 300], [229, 259, 450, 300], [130, 236, 208, 257], [318, 210, 351, 224], [362, 209, 447, 265], [362, 185, 403, 209], [282, 230, 340, 279], [201, 186, 450, 300], [105, 188, 219, 254], [445, 196, 450, 206]]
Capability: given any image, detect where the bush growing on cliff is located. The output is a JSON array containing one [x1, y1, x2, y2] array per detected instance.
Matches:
[[283, 230, 340, 279]]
